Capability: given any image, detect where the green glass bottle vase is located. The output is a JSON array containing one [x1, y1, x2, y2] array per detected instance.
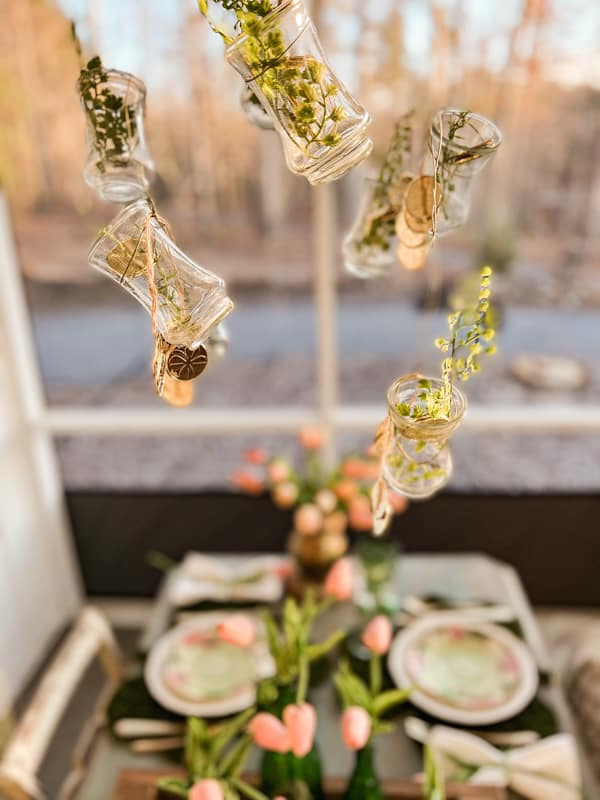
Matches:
[[344, 743, 384, 800], [259, 686, 324, 800]]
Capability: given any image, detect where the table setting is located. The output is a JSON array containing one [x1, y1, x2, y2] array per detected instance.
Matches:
[[85, 546, 587, 800]]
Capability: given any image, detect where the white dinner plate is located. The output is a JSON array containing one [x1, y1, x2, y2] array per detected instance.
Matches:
[[145, 612, 274, 717], [388, 612, 539, 726]]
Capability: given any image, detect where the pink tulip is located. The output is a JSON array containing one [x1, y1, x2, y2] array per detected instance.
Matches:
[[334, 480, 360, 503], [244, 448, 268, 465], [232, 470, 264, 495], [348, 496, 373, 532], [272, 481, 299, 509], [315, 488, 337, 514], [299, 426, 324, 450], [323, 510, 347, 535], [273, 797, 287, 800], [294, 503, 323, 536], [189, 779, 223, 800], [388, 490, 408, 515], [362, 615, 393, 656], [323, 558, 353, 601], [216, 614, 255, 648], [283, 703, 317, 758], [268, 459, 291, 483], [248, 713, 291, 753], [341, 707, 372, 751]]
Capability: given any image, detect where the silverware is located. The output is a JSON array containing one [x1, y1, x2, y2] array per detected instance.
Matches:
[[114, 718, 186, 739], [130, 735, 185, 753]]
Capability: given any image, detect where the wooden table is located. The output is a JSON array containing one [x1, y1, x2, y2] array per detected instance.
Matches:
[[70, 554, 597, 799]]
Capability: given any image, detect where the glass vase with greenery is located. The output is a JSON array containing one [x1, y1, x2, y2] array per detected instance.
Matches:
[[198, 0, 372, 184], [77, 54, 155, 203], [380, 267, 496, 500]]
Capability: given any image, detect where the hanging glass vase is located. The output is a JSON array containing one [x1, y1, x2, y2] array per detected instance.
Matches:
[[225, 0, 372, 184], [344, 743, 383, 800], [343, 178, 399, 279], [426, 109, 502, 235], [382, 374, 466, 500], [260, 686, 324, 800], [88, 199, 233, 349], [78, 67, 155, 203]]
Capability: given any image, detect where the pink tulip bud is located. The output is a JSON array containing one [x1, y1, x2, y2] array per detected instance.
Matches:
[[341, 707, 372, 751], [272, 481, 299, 509], [323, 558, 353, 601], [268, 459, 291, 483], [248, 713, 291, 753], [294, 503, 323, 536], [189, 779, 224, 800], [232, 470, 265, 495], [388, 490, 408, 514], [283, 703, 317, 758], [362, 615, 393, 655], [299, 426, 324, 450], [216, 614, 255, 648], [244, 448, 268, 465]]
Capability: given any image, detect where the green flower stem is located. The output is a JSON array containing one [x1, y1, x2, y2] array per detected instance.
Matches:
[[230, 777, 270, 800], [369, 654, 382, 697], [296, 654, 309, 705]]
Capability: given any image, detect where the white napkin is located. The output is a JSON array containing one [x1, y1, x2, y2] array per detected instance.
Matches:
[[406, 718, 581, 800], [167, 554, 288, 606]]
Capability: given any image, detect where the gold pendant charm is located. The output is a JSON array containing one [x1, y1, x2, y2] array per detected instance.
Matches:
[[166, 344, 208, 381]]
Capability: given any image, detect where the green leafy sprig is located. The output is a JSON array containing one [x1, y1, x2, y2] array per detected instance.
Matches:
[[334, 660, 411, 740], [198, 0, 347, 157], [356, 112, 414, 252], [258, 592, 345, 707], [396, 266, 496, 421], [78, 54, 138, 173], [157, 710, 267, 800]]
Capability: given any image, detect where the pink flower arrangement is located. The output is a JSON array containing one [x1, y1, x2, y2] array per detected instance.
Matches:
[[234, 431, 408, 537], [216, 614, 255, 648]]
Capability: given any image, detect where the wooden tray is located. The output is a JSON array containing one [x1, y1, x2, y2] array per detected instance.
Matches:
[[111, 769, 506, 800]]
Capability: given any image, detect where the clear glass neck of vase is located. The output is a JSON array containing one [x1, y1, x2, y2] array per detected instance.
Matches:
[[430, 109, 502, 177], [386, 373, 467, 441]]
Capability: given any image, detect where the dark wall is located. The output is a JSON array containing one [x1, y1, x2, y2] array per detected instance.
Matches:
[[66, 491, 600, 606]]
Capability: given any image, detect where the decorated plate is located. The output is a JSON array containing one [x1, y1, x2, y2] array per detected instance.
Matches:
[[388, 612, 538, 725], [145, 612, 275, 717]]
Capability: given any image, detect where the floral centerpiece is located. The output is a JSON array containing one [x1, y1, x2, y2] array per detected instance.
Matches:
[[233, 428, 407, 588]]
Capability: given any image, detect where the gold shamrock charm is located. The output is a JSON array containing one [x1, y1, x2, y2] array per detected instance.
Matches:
[[166, 344, 208, 381]]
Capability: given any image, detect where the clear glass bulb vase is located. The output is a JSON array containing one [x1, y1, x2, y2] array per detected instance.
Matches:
[[383, 374, 466, 500], [79, 69, 155, 203], [225, 0, 372, 184], [88, 199, 234, 349], [426, 109, 502, 235], [343, 178, 397, 279]]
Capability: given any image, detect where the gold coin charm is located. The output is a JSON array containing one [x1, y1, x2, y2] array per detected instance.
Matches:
[[404, 175, 442, 234], [166, 344, 208, 381]]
